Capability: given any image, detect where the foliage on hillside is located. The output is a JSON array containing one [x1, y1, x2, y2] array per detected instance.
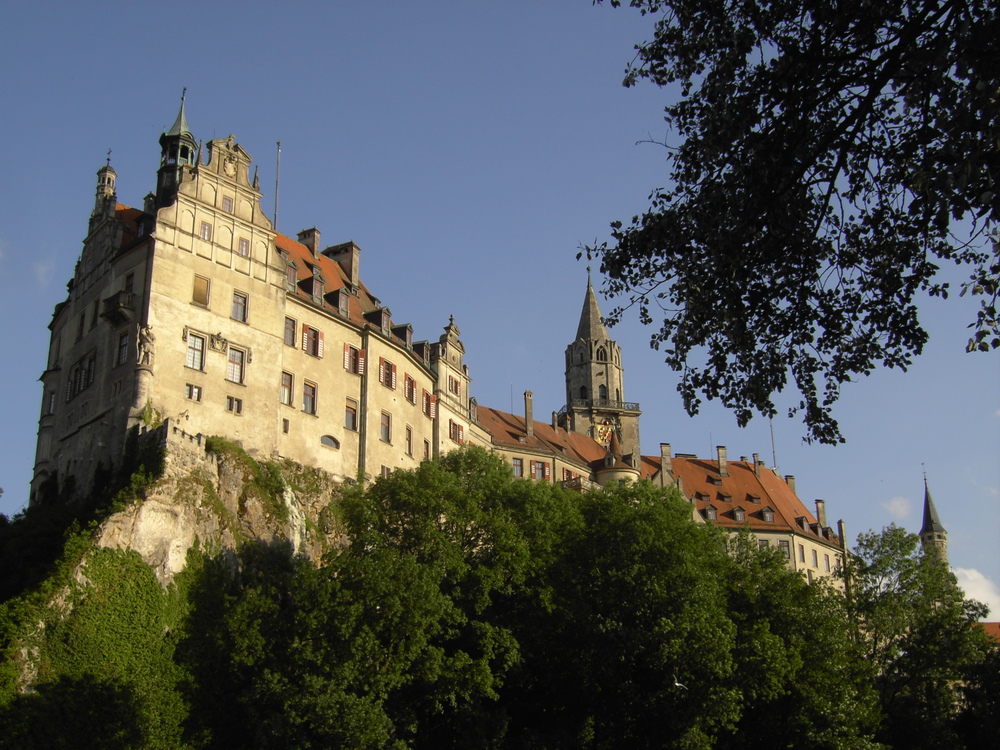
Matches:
[[0, 446, 994, 748]]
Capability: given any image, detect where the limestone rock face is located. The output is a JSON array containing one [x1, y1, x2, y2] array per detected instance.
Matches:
[[95, 427, 345, 585]]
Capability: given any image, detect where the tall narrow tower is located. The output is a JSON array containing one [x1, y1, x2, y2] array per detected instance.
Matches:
[[562, 275, 641, 458], [919, 476, 948, 566]]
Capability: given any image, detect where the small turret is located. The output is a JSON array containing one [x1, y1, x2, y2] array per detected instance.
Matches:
[[919, 476, 948, 566], [90, 153, 117, 229], [156, 90, 198, 207]]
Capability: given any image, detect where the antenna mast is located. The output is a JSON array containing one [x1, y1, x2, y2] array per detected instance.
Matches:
[[274, 141, 282, 230]]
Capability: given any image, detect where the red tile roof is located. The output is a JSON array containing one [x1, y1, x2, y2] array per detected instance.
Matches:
[[474, 405, 607, 469], [640, 453, 842, 546], [977, 622, 1000, 643]]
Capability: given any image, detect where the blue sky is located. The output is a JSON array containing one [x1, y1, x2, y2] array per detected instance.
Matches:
[[1, 2, 997, 613]]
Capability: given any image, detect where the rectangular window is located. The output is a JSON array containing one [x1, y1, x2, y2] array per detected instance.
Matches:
[[231, 291, 248, 322], [338, 289, 349, 315], [405, 425, 413, 456], [284, 317, 296, 347], [531, 461, 549, 481], [811, 549, 819, 568], [343, 344, 364, 374], [186, 333, 206, 370], [381, 466, 392, 478], [512, 458, 523, 478], [222, 196, 234, 213], [286, 264, 297, 290], [778, 540, 791, 559], [302, 325, 324, 358], [46, 391, 56, 415], [424, 440, 430, 460], [758, 539, 770, 549], [422, 389, 437, 419], [226, 347, 246, 384], [124, 272, 134, 294], [226, 395, 243, 414], [200, 221, 212, 241], [90, 299, 99, 329], [449, 420, 464, 443], [378, 358, 397, 389], [448, 375, 461, 396], [380, 412, 391, 443], [237, 237, 250, 257], [824, 554, 831, 572], [185, 383, 202, 402], [345, 399, 358, 431], [798, 544, 805, 563], [303, 381, 317, 415], [404, 374, 416, 403], [117, 331, 129, 366], [282, 418, 289, 434], [193, 275, 210, 306], [280, 372, 293, 406]]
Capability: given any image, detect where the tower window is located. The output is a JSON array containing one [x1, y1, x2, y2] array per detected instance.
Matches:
[[237, 238, 250, 257], [222, 196, 234, 213], [579, 386, 587, 399], [596, 347, 607, 362], [599, 385, 608, 401], [200, 222, 212, 241]]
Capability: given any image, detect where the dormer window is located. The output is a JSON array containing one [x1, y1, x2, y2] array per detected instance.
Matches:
[[337, 289, 350, 316], [718, 493, 731, 503], [761, 507, 775, 523], [704, 505, 717, 521], [285, 262, 297, 291], [747, 494, 761, 504], [709, 475, 722, 486], [312, 272, 324, 304], [733, 506, 745, 522]]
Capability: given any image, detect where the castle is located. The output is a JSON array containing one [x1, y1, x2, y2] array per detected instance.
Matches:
[[31, 99, 851, 580]]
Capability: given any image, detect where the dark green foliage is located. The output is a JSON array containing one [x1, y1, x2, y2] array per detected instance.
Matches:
[[2, 447, 996, 748], [593, 0, 1000, 443]]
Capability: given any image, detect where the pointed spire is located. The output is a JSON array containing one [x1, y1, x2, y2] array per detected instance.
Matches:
[[920, 475, 946, 535], [576, 274, 611, 342], [165, 88, 191, 136]]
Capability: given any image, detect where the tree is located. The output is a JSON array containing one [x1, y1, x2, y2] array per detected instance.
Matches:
[[846, 525, 993, 749], [592, 0, 1000, 443]]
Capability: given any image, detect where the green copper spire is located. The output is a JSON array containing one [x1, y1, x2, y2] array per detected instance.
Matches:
[[165, 88, 191, 137]]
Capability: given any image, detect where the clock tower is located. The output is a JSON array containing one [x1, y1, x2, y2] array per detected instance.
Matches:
[[561, 276, 641, 459]]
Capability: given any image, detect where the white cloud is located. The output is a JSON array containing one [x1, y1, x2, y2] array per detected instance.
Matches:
[[882, 495, 911, 520], [33, 259, 55, 287], [953, 568, 1000, 620]]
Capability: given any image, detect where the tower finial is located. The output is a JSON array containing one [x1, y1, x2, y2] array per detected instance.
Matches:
[[106, 148, 112, 168]]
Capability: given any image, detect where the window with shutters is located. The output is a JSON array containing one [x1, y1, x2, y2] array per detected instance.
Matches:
[[449, 420, 464, 443], [404, 374, 417, 403], [344, 344, 365, 374], [302, 326, 324, 358], [379, 358, 397, 389], [530, 461, 550, 481], [448, 375, 461, 396], [422, 389, 437, 419]]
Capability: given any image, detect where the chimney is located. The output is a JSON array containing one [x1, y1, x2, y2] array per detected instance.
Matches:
[[815, 499, 828, 528], [752, 453, 760, 477], [784, 475, 796, 494], [297, 227, 321, 257], [325, 241, 361, 289], [837, 519, 848, 550], [660, 443, 673, 480], [552, 411, 558, 430], [717, 445, 728, 477], [524, 391, 533, 437]]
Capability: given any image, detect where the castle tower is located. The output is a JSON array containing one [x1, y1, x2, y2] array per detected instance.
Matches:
[[156, 90, 198, 207], [919, 476, 948, 566], [562, 275, 641, 458]]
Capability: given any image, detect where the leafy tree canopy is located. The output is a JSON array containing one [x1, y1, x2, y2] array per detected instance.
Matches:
[[592, 0, 999, 443]]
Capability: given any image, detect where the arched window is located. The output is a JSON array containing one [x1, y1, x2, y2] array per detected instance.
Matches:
[[599, 384, 608, 400], [321, 435, 340, 449], [596, 347, 607, 362], [579, 386, 587, 400]]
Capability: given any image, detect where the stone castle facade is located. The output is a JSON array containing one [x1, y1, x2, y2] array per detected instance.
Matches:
[[31, 100, 847, 580]]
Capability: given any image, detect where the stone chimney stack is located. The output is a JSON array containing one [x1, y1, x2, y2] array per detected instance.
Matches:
[[752, 453, 760, 477], [660, 443, 673, 480], [717, 445, 728, 477], [785, 475, 796, 494], [815, 499, 828, 528], [297, 227, 321, 257], [524, 391, 533, 437], [326, 241, 361, 289], [552, 411, 558, 430]]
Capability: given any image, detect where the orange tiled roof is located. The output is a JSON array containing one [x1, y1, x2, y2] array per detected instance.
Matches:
[[641, 453, 841, 546], [977, 622, 1000, 643], [474, 405, 607, 469], [274, 233, 413, 350]]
